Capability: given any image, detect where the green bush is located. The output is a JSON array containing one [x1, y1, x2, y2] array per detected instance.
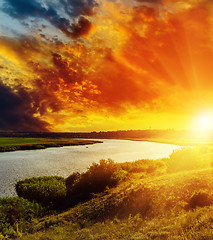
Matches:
[[0, 197, 47, 238], [16, 176, 66, 208], [66, 159, 127, 205]]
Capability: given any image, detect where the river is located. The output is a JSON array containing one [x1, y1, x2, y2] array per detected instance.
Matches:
[[0, 139, 182, 197]]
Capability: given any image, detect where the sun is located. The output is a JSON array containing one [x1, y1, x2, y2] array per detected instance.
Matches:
[[195, 112, 213, 131]]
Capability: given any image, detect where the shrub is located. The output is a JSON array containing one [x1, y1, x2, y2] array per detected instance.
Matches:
[[187, 191, 212, 209], [16, 176, 66, 208], [66, 159, 127, 205], [167, 148, 204, 173], [120, 159, 166, 175], [65, 172, 80, 189], [0, 197, 47, 238]]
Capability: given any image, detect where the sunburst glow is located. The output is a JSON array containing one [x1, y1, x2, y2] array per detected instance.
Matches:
[[195, 112, 213, 131], [1, 0, 213, 131]]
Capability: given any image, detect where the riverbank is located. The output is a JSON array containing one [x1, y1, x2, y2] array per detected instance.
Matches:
[[0, 138, 102, 152], [127, 137, 212, 146], [0, 139, 181, 198], [1, 146, 213, 239]]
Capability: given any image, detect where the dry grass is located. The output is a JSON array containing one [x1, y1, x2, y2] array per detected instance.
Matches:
[[2, 145, 213, 239], [20, 165, 213, 239]]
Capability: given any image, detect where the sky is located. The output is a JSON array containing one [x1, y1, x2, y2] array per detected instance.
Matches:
[[0, 0, 213, 132]]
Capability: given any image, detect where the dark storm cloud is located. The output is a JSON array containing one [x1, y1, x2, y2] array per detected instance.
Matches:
[[2, 0, 97, 38], [0, 81, 49, 131], [69, 16, 92, 38], [2, 0, 47, 18]]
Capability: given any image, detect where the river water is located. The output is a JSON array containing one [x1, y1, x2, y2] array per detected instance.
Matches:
[[0, 139, 181, 197]]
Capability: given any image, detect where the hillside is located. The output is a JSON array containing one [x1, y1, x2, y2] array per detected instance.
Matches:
[[1, 146, 213, 239]]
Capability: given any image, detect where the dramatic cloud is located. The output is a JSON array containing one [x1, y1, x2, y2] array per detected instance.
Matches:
[[2, 0, 97, 38], [0, 81, 49, 131], [61, 0, 97, 17], [1, 0, 213, 131]]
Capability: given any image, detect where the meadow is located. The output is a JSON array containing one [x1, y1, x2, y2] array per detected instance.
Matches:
[[128, 135, 213, 146], [1, 144, 213, 239], [0, 138, 101, 152]]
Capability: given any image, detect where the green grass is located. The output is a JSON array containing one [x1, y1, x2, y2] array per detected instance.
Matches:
[[19, 206, 213, 240], [18, 167, 213, 240], [0, 138, 102, 152], [0, 138, 49, 146], [2, 146, 213, 239]]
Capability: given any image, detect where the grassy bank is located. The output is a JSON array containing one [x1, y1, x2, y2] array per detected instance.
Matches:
[[0, 138, 102, 152], [127, 137, 213, 146], [20, 168, 213, 240], [1, 146, 213, 239]]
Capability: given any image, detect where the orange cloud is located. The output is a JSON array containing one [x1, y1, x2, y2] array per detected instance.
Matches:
[[1, 0, 213, 131]]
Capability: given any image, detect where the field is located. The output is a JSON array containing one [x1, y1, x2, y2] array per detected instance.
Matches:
[[0, 138, 102, 152], [1, 144, 213, 239], [128, 136, 213, 146]]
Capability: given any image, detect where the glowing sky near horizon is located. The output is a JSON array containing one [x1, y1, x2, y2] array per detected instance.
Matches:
[[1, 0, 213, 132]]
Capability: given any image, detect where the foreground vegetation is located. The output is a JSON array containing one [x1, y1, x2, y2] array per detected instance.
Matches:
[[1, 146, 213, 239], [0, 138, 101, 152]]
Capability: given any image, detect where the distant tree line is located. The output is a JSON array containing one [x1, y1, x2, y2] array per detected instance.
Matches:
[[0, 129, 189, 139]]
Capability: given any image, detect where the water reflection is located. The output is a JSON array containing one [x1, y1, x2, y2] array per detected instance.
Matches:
[[0, 139, 181, 197]]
